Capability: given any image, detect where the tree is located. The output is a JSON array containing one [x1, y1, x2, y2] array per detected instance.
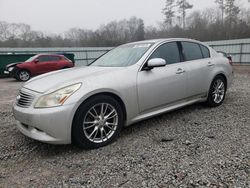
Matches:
[[215, 0, 225, 23], [0, 21, 10, 41], [127, 17, 145, 41], [225, 0, 240, 25], [162, 0, 176, 28], [176, 0, 193, 29]]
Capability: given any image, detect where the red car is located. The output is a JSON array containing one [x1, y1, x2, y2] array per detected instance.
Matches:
[[4, 54, 74, 81]]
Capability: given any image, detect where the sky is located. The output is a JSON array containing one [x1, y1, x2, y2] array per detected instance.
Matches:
[[0, 0, 249, 34]]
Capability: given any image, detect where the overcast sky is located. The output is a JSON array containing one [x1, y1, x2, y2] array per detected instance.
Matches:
[[0, 0, 249, 33]]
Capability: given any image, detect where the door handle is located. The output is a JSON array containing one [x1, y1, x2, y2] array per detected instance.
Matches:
[[176, 68, 186, 74], [207, 62, 215, 67]]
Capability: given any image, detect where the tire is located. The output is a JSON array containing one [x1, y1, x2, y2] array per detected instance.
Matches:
[[72, 95, 124, 149], [17, 70, 31, 81], [206, 75, 226, 107]]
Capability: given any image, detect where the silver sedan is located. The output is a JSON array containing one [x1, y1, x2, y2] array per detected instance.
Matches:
[[13, 38, 233, 149]]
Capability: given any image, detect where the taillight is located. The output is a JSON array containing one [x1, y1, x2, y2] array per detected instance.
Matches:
[[227, 56, 233, 65]]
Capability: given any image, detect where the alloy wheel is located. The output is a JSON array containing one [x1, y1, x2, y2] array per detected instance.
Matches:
[[212, 79, 225, 104], [83, 103, 118, 143], [19, 71, 30, 81]]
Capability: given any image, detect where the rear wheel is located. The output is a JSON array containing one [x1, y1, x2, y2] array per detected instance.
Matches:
[[206, 75, 226, 107], [72, 95, 124, 149], [17, 70, 31, 81]]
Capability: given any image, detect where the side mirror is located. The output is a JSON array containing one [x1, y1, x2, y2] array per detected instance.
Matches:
[[145, 58, 167, 70], [34, 59, 39, 63]]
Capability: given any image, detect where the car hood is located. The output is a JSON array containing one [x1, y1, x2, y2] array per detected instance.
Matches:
[[6, 62, 23, 68], [23, 66, 123, 93]]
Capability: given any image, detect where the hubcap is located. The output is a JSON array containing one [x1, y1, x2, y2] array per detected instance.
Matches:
[[83, 103, 118, 143], [212, 79, 225, 104], [19, 71, 30, 81]]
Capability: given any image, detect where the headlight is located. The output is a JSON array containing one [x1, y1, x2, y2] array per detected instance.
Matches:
[[35, 83, 81, 108], [8, 67, 14, 72]]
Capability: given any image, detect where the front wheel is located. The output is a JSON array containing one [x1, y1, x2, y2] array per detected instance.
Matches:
[[72, 95, 124, 149], [17, 70, 31, 81], [206, 75, 226, 107]]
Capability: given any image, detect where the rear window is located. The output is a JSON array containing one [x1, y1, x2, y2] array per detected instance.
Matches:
[[200, 45, 210, 58], [182, 42, 203, 61]]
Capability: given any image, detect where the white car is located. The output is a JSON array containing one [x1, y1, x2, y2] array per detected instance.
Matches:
[[13, 38, 233, 149]]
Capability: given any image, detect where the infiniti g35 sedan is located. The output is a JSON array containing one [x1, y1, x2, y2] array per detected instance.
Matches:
[[13, 38, 233, 149]]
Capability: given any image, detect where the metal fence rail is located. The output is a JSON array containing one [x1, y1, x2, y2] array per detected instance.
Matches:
[[1, 38, 250, 64], [206, 39, 250, 64]]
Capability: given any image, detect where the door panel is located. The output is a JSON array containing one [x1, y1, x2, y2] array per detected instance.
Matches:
[[181, 42, 212, 97], [45, 61, 57, 72], [184, 59, 212, 97], [137, 64, 187, 113], [34, 62, 50, 74], [36, 56, 60, 74], [137, 41, 188, 113]]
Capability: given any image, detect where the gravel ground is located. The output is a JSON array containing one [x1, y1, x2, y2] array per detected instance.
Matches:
[[0, 68, 250, 187]]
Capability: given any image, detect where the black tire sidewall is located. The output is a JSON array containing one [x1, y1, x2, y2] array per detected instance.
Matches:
[[72, 95, 124, 149], [206, 75, 226, 107]]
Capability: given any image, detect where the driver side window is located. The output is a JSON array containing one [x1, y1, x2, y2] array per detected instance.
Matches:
[[149, 42, 181, 64], [38, 56, 51, 62]]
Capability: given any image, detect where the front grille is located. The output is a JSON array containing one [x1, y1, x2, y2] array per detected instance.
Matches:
[[16, 90, 35, 108]]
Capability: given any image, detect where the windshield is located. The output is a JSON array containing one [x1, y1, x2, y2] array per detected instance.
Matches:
[[91, 43, 153, 67], [25, 55, 39, 62]]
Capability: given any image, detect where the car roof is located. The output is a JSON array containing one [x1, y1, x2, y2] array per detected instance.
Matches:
[[126, 38, 206, 46], [37, 53, 64, 56]]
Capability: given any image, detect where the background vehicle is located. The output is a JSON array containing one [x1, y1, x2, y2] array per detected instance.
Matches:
[[13, 38, 233, 149], [4, 54, 74, 81]]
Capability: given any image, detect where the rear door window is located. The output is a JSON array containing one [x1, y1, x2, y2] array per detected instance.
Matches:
[[149, 42, 181, 64], [200, 45, 210, 58], [39, 56, 60, 62], [39, 56, 51, 62], [50, 56, 61, 61], [181, 42, 203, 61]]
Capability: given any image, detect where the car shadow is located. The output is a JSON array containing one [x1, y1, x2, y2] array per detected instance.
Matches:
[[120, 102, 206, 137], [24, 102, 208, 157]]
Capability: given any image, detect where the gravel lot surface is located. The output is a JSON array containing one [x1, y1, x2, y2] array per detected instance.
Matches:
[[0, 67, 249, 187]]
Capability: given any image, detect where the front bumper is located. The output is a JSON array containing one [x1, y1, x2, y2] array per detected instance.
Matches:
[[13, 103, 76, 144], [4, 68, 16, 77]]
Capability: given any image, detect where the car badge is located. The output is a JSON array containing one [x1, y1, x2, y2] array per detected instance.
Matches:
[[16, 95, 21, 101]]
